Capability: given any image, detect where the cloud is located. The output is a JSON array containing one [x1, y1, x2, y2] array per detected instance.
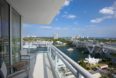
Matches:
[[68, 14, 77, 19], [91, 1, 116, 23], [53, 27, 69, 30], [39, 26, 52, 29], [99, 7, 114, 15], [63, 14, 77, 19], [64, 0, 71, 6], [90, 16, 112, 23], [100, 1, 116, 15], [39, 26, 69, 31]]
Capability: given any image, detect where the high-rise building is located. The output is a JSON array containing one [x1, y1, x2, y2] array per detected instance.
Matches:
[[53, 33, 59, 39]]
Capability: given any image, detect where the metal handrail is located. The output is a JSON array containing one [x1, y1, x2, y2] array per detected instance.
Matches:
[[55, 50, 78, 77], [50, 45, 94, 78]]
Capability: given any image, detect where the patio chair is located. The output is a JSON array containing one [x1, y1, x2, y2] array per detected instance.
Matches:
[[20, 49, 30, 61]]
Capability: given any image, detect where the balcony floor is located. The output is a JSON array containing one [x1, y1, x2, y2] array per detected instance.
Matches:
[[29, 52, 55, 78]]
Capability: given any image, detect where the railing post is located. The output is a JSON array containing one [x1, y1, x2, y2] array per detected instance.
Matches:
[[77, 72, 80, 78], [77, 72, 84, 78], [48, 45, 52, 57], [55, 54, 58, 71], [47, 44, 49, 52]]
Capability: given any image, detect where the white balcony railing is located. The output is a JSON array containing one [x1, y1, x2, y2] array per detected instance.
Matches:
[[24, 41, 95, 78], [47, 44, 94, 78]]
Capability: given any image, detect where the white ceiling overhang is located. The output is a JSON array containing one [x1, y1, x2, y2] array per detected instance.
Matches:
[[6, 0, 65, 24]]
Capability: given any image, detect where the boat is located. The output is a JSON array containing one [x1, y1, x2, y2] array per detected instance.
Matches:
[[67, 48, 74, 52]]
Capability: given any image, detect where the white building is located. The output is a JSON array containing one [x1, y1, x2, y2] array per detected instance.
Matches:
[[85, 55, 101, 65]]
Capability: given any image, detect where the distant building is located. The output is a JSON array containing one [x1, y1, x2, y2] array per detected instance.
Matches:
[[99, 64, 108, 69], [75, 35, 80, 39], [71, 35, 80, 41], [84, 55, 101, 65], [53, 33, 59, 39]]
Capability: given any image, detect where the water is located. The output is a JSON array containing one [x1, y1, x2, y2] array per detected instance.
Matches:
[[57, 46, 89, 62], [29, 47, 48, 53]]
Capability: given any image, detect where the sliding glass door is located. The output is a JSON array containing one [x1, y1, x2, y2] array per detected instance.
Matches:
[[0, 0, 10, 74], [0, 0, 21, 74]]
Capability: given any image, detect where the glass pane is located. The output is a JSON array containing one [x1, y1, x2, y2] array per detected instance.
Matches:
[[1, 3, 10, 66], [0, 0, 10, 74], [12, 9, 21, 64], [0, 6, 2, 58], [0, 7, 1, 40]]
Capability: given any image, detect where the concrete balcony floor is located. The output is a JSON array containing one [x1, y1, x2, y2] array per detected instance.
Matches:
[[29, 52, 55, 78]]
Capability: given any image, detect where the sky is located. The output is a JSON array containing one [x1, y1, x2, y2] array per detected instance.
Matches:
[[23, 0, 116, 38]]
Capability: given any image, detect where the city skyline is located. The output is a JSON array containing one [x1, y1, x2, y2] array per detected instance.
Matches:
[[23, 0, 116, 38]]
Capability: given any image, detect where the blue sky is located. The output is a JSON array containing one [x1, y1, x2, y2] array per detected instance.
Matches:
[[23, 0, 116, 38]]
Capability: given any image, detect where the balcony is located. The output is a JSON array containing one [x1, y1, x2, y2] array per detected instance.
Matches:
[[0, 1, 105, 78], [13, 41, 94, 78]]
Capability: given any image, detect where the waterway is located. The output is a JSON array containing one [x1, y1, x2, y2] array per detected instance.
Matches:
[[57, 46, 89, 62]]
